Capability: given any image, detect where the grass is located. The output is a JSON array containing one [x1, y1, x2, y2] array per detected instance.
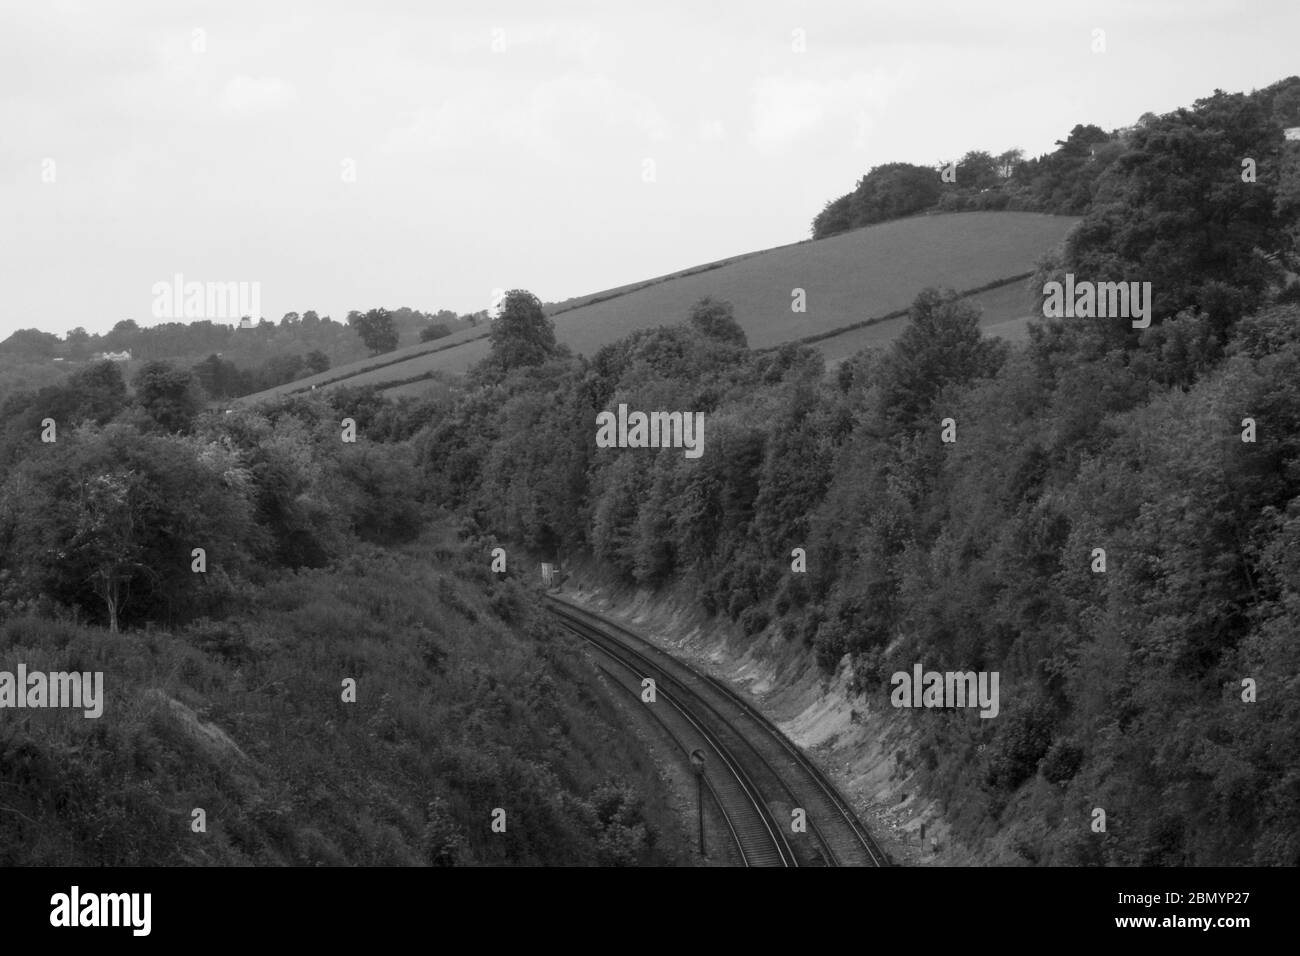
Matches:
[[812, 275, 1046, 364], [0, 522, 688, 866], [238, 211, 1078, 401]]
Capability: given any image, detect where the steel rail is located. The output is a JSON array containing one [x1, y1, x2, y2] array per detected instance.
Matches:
[[547, 595, 890, 866]]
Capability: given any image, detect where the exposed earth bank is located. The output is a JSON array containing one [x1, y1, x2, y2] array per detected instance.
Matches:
[[555, 552, 1012, 866]]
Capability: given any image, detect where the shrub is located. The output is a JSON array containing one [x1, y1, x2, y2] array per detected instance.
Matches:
[[985, 699, 1056, 792], [739, 606, 771, 637], [814, 619, 847, 673], [1040, 738, 1085, 785], [423, 797, 471, 866]]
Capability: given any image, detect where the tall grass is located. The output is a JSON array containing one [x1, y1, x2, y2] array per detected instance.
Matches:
[[0, 524, 682, 865]]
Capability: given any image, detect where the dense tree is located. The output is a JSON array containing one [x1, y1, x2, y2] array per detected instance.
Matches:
[[956, 150, 1001, 190], [330, 442, 423, 545], [0, 328, 61, 357], [0, 361, 132, 482], [132, 361, 204, 433], [813, 162, 942, 238], [854, 163, 941, 227], [1054, 123, 1110, 158], [263, 353, 305, 386], [64, 360, 128, 424], [196, 403, 345, 568], [348, 308, 400, 355], [687, 297, 747, 348], [811, 194, 853, 239], [1066, 92, 1290, 340], [995, 148, 1024, 179], [1276, 142, 1300, 259], [192, 354, 246, 400], [483, 290, 558, 375], [877, 287, 1007, 431], [412, 248, 1300, 864], [1267, 77, 1300, 127], [0, 425, 257, 629]]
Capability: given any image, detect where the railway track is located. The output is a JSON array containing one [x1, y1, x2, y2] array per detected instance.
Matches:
[[547, 595, 890, 867]]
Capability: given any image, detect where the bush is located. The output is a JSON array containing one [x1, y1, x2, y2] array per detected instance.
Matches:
[[849, 646, 886, 696], [423, 797, 471, 866], [801, 606, 825, 647], [739, 606, 771, 637], [1276, 280, 1300, 305], [589, 778, 655, 866], [775, 574, 809, 615], [1040, 738, 1085, 785], [985, 700, 1056, 792], [814, 619, 847, 673], [726, 590, 749, 621]]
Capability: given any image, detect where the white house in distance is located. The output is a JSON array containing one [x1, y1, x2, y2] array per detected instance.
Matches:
[[94, 349, 132, 362], [1285, 127, 1300, 141]]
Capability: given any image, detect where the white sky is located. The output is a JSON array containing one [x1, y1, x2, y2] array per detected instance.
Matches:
[[1, 0, 1297, 339]]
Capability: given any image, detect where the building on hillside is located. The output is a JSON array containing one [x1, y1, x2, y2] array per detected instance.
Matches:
[[238, 316, 253, 329], [94, 349, 132, 362], [1285, 127, 1300, 141]]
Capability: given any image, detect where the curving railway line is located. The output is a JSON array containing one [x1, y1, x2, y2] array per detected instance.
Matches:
[[546, 595, 890, 867]]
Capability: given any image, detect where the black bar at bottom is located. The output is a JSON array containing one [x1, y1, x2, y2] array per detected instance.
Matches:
[[0, 865, 1285, 944]]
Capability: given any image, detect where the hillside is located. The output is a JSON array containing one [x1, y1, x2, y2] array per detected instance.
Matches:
[[236, 211, 1078, 403], [1, 490, 688, 864], [403, 77, 1300, 865]]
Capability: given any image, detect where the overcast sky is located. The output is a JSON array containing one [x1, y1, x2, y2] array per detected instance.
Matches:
[[1, 0, 1297, 339]]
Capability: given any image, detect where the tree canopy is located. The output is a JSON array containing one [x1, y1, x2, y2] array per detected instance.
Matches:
[[482, 289, 559, 376], [348, 307, 400, 355]]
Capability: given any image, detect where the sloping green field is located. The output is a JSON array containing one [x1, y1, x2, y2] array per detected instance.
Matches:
[[239, 211, 1076, 403], [809, 278, 1046, 364]]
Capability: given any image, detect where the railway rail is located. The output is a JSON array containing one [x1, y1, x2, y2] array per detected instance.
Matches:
[[546, 595, 889, 867]]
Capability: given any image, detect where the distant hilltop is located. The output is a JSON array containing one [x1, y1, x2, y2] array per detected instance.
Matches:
[[236, 210, 1079, 404]]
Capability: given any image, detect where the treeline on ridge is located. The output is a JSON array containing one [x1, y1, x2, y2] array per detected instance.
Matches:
[[0, 305, 483, 407], [811, 76, 1300, 238]]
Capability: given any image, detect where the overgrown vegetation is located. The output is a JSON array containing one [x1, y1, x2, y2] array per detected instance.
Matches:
[[415, 80, 1300, 864], [0, 375, 678, 865], [0, 306, 486, 407], [0, 533, 677, 865]]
